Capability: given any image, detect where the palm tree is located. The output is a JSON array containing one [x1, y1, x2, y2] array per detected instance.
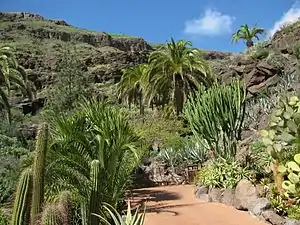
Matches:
[[118, 64, 149, 115], [46, 98, 142, 224], [232, 24, 265, 48], [148, 38, 214, 116], [0, 46, 35, 122]]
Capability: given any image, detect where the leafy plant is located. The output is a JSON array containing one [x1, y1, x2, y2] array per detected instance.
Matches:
[[278, 153, 300, 197], [195, 158, 252, 189], [0, 209, 9, 225], [48, 98, 143, 222], [93, 202, 145, 225], [184, 80, 246, 159], [259, 94, 300, 192], [245, 41, 269, 60]]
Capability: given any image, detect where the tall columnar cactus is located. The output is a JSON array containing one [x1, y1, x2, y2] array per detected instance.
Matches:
[[260, 95, 300, 192], [89, 160, 101, 225], [278, 153, 300, 196], [41, 204, 63, 225], [58, 191, 72, 225], [11, 168, 33, 225], [31, 122, 49, 225]]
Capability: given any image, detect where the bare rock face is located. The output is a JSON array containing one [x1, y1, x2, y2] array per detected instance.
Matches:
[[271, 22, 300, 54]]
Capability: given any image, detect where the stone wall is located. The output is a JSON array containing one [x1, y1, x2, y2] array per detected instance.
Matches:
[[195, 179, 300, 225]]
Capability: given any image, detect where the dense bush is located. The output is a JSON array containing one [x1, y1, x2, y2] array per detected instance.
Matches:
[[0, 134, 29, 203], [195, 158, 252, 189], [245, 41, 270, 60]]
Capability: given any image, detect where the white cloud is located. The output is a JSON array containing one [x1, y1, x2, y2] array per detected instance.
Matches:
[[184, 8, 235, 36], [268, 1, 300, 38]]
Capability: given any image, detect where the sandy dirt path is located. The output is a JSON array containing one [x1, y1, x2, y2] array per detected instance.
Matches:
[[130, 185, 267, 225]]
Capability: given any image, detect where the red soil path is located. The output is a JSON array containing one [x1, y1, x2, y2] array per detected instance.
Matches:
[[130, 185, 268, 225]]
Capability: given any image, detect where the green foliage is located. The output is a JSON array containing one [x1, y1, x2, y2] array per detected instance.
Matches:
[[0, 209, 9, 225], [184, 80, 246, 159], [245, 41, 269, 60], [48, 99, 143, 221], [45, 46, 91, 114], [0, 134, 29, 203], [31, 122, 49, 225], [131, 110, 188, 151], [93, 202, 145, 225], [41, 204, 64, 225], [157, 138, 209, 168], [11, 168, 32, 225], [232, 24, 265, 48], [148, 38, 214, 115], [259, 95, 300, 161], [278, 153, 300, 197], [195, 159, 252, 189]]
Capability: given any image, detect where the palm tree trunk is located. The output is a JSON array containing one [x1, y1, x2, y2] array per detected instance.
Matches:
[[174, 74, 184, 116], [139, 92, 144, 115], [246, 40, 253, 48]]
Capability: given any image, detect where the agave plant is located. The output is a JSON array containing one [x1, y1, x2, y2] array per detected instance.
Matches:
[[93, 202, 145, 225]]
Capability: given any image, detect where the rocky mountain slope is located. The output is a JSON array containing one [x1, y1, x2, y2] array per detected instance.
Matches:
[[1, 12, 300, 113]]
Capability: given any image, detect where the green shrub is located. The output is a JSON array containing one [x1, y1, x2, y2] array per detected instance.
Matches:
[[0, 134, 29, 203], [157, 137, 209, 168], [184, 80, 246, 159], [0, 209, 9, 225], [195, 159, 252, 189], [246, 41, 270, 60]]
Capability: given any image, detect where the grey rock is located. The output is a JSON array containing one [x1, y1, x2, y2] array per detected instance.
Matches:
[[262, 210, 285, 225], [285, 218, 300, 225], [248, 198, 271, 216], [234, 179, 258, 210], [195, 186, 210, 202], [197, 193, 210, 202], [221, 188, 235, 206], [209, 188, 222, 202]]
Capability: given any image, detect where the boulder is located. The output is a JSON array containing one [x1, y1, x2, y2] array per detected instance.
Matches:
[[285, 218, 300, 225], [221, 188, 235, 206], [195, 186, 210, 202], [234, 179, 258, 210], [248, 198, 271, 216], [262, 210, 285, 225], [208, 188, 222, 202]]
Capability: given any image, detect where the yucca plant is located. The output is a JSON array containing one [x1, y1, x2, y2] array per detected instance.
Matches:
[[184, 80, 246, 159], [93, 202, 145, 225]]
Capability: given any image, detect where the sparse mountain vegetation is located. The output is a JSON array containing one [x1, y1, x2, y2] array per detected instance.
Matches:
[[1, 11, 300, 225]]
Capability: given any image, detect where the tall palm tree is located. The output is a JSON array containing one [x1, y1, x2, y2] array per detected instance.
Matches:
[[148, 38, 214, 116], [118, 64, 149, 115], [232, 24, 265, 48]]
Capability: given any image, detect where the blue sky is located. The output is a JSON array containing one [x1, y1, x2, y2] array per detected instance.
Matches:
[[1, 0, 300, 52]]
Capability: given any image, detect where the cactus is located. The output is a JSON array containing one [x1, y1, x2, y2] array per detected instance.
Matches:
[[11, 168, 33, 225], [31, 122, 49, 225], [278, 153, 300, 196], [41, 204, 63, 225], [58, 191, 72, 225], [259, 95, 300, 192], [89, 160, 101, 225]]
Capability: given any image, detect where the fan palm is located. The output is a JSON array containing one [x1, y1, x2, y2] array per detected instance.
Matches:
[[47, 98, 143, 223], [118, 64, 149, 115], [148, 38, 214, 116], [232, 24, 265, 48]]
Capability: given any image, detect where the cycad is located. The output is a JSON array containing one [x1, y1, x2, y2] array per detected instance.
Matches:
[[148, 38, 214, 115], [48, 98, 142, 222]]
